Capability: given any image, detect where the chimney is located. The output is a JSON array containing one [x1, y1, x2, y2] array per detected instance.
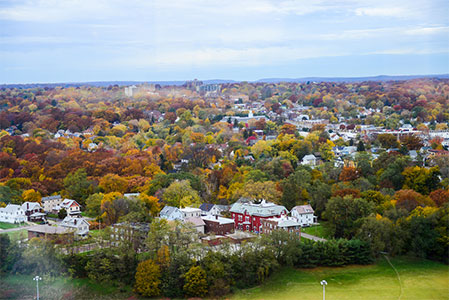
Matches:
[[27, 203, 29, 210], [215, 215, 218, 220], [74, 219, 77, 225]]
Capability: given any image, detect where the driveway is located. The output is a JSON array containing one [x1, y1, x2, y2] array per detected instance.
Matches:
[[301, 232, 327, 242]]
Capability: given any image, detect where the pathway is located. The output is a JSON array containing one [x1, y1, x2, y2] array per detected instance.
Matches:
[[301, 232, 327, 242]]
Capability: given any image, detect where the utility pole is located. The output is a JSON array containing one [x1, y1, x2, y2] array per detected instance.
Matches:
[[320, 280, 327, 300], [33, 276, 42, 300]]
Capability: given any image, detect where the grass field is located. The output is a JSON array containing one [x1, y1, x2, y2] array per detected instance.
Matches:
[[301, 223, 331, 239], [0, 275, 133, 300], [0, 229, 28, 240], [232, 256, 449, 300], [0, 222, 25, 230]]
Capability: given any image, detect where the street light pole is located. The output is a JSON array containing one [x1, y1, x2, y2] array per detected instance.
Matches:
[[33, 275, 42, 300], [320, 280, 327, 300]]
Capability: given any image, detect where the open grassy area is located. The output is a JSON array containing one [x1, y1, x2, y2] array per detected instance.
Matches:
[[232, 256, 449, 300], [0, 229, 28, 241], [301, 223, 331, 239], [0, 274, 133, 300], [0, 222, 26, 230]]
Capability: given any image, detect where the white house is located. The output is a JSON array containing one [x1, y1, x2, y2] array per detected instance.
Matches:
[[291, 204, 317, 227], [41, 195, 63, 212], [180, 207, 202, 218], [301, 154, 317, 166], [60, 216, 90, 237], [21, 202, 46, 222], [159, 206, 184, 221], [0, 204, 26, 224], [199, 203, 230, 216], [57, 199, 81, 216]]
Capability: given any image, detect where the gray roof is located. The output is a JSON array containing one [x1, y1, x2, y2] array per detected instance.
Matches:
[[0, 204, 23, 213], [60, 216, 89, 228], [160, 206, 180, 217], [265, 217, 300, 228], [41, 195, 62, 202], [230, 200, 288, 217], [28, 225, 74, 235], [201, 215, 234, 225], [185, 217, 206, 227], [292, 204, 314, 214]]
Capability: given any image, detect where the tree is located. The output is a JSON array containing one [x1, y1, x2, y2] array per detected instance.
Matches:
[[356, 140, 365, 152], [139, 193, 160, 217], [324, 196, 375, 238], [85, 193, 104, 216], [402, 166, 440, 195], [429, 189, 449, 207], [233, 180, 281, 203], [339, 166, 361, 182], [394, 189, 433, 212], [64, 168, 94, 204], [162, 180, 200, 208], [377, 133, 399, 149], [400, 135, 423, 150], [22, 189, 41, 203], [183, 265, 208, 297], [280, 168, 311, 209], [99, 173, 128, 194], [134, 259, 161, 297], [58, 208, 67, 219]]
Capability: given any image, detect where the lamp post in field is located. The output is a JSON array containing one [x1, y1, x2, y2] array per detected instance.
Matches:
[[320, 280, 327, 300], [33, 275, 42, 300]]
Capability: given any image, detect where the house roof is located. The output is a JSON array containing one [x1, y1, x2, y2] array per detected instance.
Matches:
[[199, 203, 214, 212], [60, 216, 89, 228], [230, 199, 288, 217], [60, 199, 80, 208], [185, 217, 206, 227], [160, 206, 181, 217], [202, 215, 234, 225], [41, 195, 62, 202], [1, 204, 23, 213], [21, 202, 42, 211], [265, 216, 300, 228], [180, 207, 202, 213], [292, 204, 314, 215], [28, 225, 74, 235]]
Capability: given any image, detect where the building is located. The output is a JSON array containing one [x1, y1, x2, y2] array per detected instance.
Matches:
[[60, 216, 90, 237], [21, 202, 46, 222], [41, 195, 63, 212], [230, 199, 288, 233], [57, 199, 81, 216], [184, 217, 206, 234], [261, 216, 301, 236], [27, 225, 74, 244], [180, 207, 202, 218], [0, 204, 26, 224], [199, 203, 230, 216], [110, 222, 150, 251], [301, 154, 317, 166], [202, 215, 235, 235], [159, 206, 184, 220], [291, 204, 317, 227]]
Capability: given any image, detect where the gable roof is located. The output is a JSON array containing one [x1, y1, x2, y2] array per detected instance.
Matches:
[[292, 204, 314, 214], [0, 204, 23, 214], [185, 217, 206, 227], [230, 199, 288, 217], [199, 203, 214, 212], [60, 216, 89, 228], [41, 195, 62, 202], [60, 199, 80, 208], [160, 206, 181, 217], [21, 202, 42, 211]]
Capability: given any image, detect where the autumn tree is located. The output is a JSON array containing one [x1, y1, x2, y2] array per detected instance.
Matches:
[[377, 133, 399, 149], [394, 189, 433, 212], [402, 166, 440, 195], [134, 259, 161, 297], [339, 166, 361, 182], [183, 265, 208, 298], [429, 189, 449, 207], [162, 180, 200, 208], [22, 189, 41, 203], [99, 173, 128, 194]]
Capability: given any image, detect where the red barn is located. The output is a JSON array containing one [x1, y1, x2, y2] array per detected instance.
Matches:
[[230, 199, 288, 233]]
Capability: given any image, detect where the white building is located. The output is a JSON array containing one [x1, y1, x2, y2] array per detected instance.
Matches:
[[291, 204, 317, 227], [180, 207, 202, 218], [41, 195, 63, 212], [0, 204, 26, 224], [60, 216, 90, 237], [301, 154, 317, 166], [159, 206, 184, 221], [57, 199, 81, 216]]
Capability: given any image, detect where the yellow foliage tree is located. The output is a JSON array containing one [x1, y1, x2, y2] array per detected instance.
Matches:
[[134, 259, 161, 297], [183, 265, 208, 297], [22, 189, 42, 204]]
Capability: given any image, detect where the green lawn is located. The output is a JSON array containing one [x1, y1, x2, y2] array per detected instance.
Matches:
[[0, 222, 25, 230], [301, 223, 331, 239], [0, 275, 133, 300], [231, 256, 449, 300]]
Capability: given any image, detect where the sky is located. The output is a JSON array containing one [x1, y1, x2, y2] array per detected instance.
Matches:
[[0, 0, 448, 83]]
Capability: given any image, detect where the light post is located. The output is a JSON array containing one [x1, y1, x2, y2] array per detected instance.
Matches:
[[33, 275, 42, 300], [320, 280, 327, 300]]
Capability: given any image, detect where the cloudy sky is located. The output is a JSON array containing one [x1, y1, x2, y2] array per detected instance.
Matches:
[[0, 0, 448, 83]]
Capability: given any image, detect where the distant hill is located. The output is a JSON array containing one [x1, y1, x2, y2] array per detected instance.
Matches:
[[256, 74, 449, 83], [1, 75, 447, 89]]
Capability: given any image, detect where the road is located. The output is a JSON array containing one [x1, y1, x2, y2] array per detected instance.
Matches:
[[301, 232, 327, 242]]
